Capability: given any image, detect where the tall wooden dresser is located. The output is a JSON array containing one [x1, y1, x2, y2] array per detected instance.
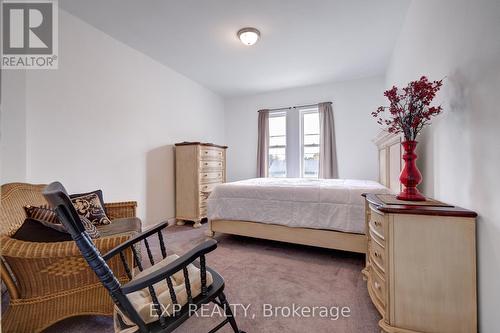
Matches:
[[175, 142, 227, 228], [362, 193, 477, 333]]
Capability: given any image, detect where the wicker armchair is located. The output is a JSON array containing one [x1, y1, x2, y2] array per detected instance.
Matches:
[[0, 183, 138, 333]]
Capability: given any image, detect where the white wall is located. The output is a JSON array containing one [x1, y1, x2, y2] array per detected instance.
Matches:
[[1, 70, 27, 183], [386, 1, 500, 331], [20, 10, 225, 226], [224, 76, 385, 181]]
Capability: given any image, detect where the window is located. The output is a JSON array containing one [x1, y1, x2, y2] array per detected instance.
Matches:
[[268, 113, 287, 177], [301, 111, 320, 178], [267, 108, 320, 178]]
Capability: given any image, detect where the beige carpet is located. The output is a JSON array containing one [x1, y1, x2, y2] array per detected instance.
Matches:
[[3, 224, 381, 332]]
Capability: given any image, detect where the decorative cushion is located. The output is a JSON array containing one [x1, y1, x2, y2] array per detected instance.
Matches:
[[23, 205, 66, 233], [70, 189, 107, 213], [23, 205, 101, 239], [122, 255, 214, 324], [12, 218, 72, 242], [70, 192, 111, 226], [79, 216, 101, 239]]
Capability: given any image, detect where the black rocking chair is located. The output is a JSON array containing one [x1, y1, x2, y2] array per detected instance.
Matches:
[[43, 182, 245, 333]]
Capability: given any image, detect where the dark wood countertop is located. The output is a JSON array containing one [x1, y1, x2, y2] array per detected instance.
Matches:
[[175, 142, 228, 149], [364, 193, 477, 218]]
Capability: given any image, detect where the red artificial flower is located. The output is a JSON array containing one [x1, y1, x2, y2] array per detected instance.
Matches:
[[373, 76, 443, 141]]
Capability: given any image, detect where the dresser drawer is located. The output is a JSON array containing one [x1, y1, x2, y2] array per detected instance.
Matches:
[[369, 267, 386, 306], [369, 234, 386, 273], [199, 192, 209, 208], [200, 160, 223, 171], [199, 191, 210, 202], [199, 200, 207, 210], [369, 207, 386, 239], [200, 148, 224, 160], [200, 171, 223, 184], [200, 182, 221, 193], [199, 205, 207, 217]]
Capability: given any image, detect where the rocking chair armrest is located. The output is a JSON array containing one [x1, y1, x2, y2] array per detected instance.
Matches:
[[102, 221, 170, 261], [121, 239, 218, 294]]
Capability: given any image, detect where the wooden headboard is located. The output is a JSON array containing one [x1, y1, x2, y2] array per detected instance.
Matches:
[[373, 132, 402, 193]]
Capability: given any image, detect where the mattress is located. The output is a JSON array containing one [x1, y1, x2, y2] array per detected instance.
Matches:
[[207, 178, 390, 234]]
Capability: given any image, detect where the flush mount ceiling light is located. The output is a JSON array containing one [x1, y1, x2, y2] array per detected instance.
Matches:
[[237, 27, 260, 46]]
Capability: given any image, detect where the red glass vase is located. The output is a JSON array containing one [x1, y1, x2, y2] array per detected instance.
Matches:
[[397, 140, 426, 201]]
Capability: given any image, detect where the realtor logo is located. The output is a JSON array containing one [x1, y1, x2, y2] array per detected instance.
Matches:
[[2, 0, 58, 69]]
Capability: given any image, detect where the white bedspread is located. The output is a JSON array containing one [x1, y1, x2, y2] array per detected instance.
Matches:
[[207, 178, 390, 234]]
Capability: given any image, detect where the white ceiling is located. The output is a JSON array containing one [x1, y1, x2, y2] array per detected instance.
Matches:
[[60, 0, 411, 97]]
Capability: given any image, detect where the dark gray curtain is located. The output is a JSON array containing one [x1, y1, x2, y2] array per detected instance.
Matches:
[[256, 109, 270, 177], [318, 102, 338, 178]]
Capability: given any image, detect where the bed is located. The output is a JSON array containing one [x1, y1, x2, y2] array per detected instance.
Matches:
[[207, 132, 402, 253]]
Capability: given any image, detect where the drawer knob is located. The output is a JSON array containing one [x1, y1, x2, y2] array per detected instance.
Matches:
[[374, 251, 381, 258], [374, 220, 381, 227], [374, 281, 381, 290], [204, 162, 208, 166]]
